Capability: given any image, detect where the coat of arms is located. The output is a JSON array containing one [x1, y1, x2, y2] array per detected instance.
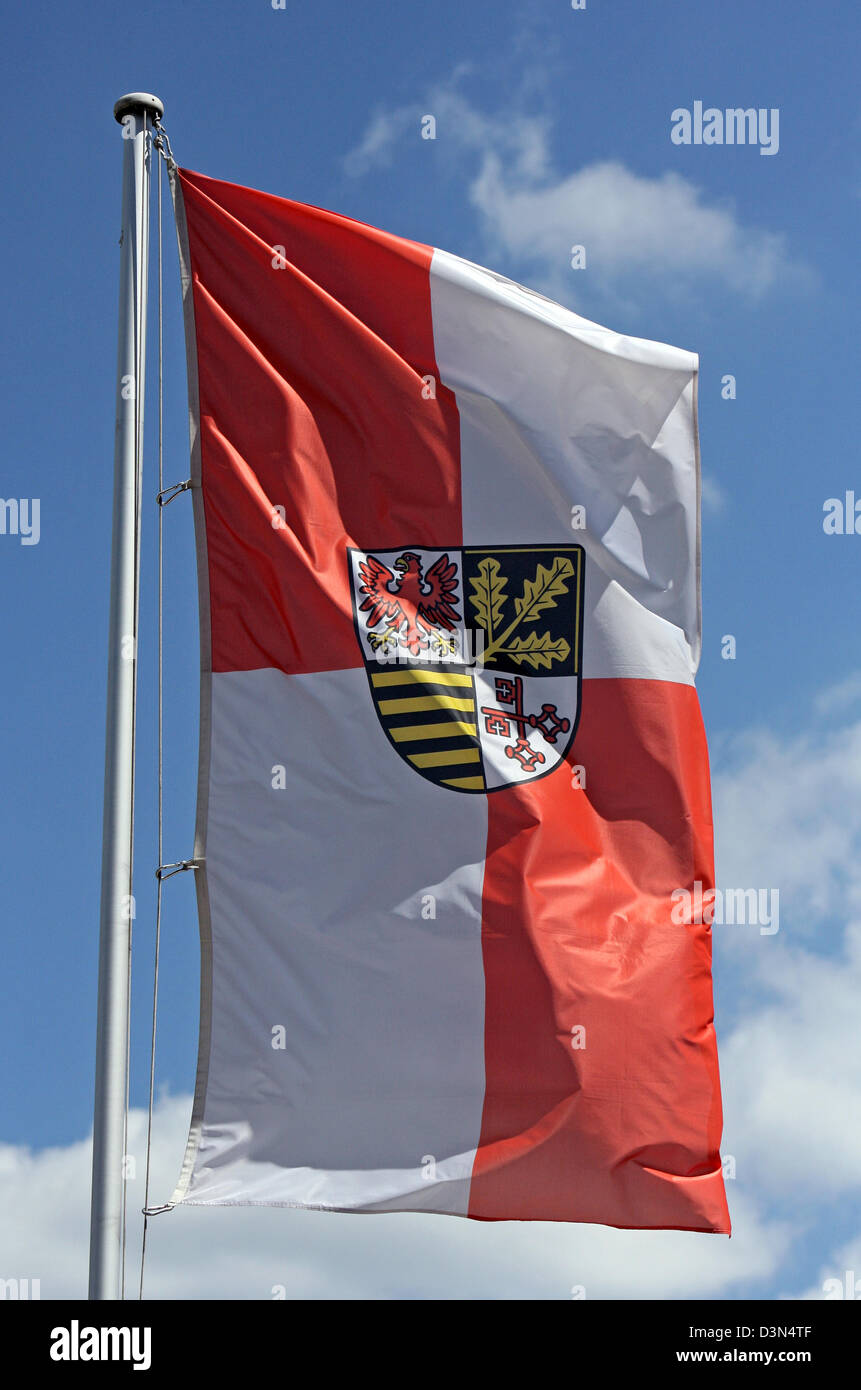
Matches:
[[349, 544, 583, 792]]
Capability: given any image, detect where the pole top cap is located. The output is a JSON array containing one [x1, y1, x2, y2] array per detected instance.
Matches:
[[113, 92, 165, 124]]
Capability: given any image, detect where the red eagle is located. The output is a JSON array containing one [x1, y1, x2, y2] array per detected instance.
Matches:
[[358, 551, 460, 656]]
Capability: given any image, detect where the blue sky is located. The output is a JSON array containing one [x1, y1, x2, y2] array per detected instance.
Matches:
[[2, 0, 861, 1298]]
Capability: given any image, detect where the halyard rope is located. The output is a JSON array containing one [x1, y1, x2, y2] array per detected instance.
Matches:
[[139, 126, 166, 1300]]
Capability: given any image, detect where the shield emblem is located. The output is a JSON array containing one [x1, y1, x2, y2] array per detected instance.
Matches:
[[348, 544, 584, 793]]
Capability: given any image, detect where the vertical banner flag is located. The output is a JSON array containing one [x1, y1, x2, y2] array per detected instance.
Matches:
[[169, 167, 729, 1231]]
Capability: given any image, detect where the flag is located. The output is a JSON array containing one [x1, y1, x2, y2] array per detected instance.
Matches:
[[168, 167, 729, 1232]]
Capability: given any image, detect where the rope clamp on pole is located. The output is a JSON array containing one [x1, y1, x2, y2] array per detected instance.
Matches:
[[157, 478, 192, 507], [155, 858, 201, 882]]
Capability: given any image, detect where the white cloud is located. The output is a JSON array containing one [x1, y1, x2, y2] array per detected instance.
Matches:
[[718, 924, 861, 1199], [343, 109, 416, 178], [796, 1232, 861, 1300], [6, 707, 861, 1300], [345, 82, 808, 308], [702, 474, 728, 516], [815, 672, 861, 717], [713, 718, 861, 923], [0, 1093, 783, 1301], [707, 712, 861, 1216], [471, 157, 795, 304]]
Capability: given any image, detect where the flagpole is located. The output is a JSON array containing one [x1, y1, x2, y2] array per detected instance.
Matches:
[[88, 92, 163, 1301]]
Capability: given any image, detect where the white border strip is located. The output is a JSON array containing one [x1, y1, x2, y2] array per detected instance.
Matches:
[[167, 166, 214, 1204]]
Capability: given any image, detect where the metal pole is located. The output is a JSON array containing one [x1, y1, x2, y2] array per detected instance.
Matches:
[[88, 92, 163, 1301]]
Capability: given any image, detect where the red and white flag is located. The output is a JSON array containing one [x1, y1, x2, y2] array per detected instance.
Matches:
[[169, 167, 729, 1232]]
